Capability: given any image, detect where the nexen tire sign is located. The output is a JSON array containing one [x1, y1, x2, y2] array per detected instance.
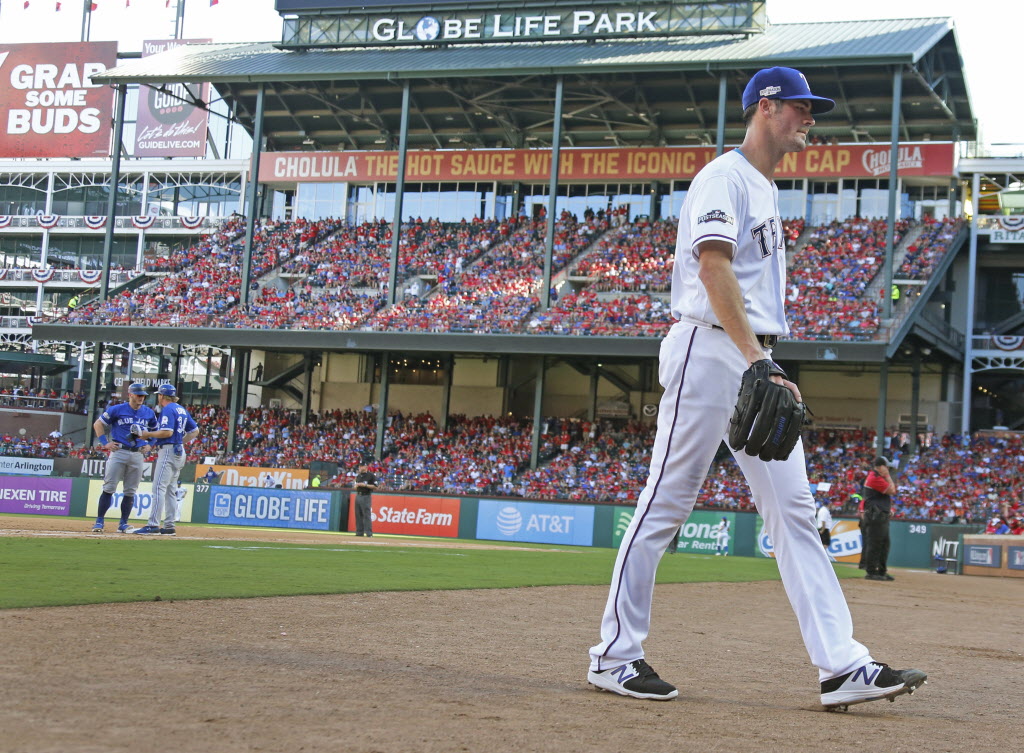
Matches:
[[0, 42, 117, 158]]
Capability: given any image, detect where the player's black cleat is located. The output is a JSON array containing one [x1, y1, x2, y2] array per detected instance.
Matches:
[[588, 659, 679, 700], [821, 662, 927, 711]]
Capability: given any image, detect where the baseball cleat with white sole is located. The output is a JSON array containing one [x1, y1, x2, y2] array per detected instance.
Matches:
[[821, 662, 927, 711], [588, 659, 678, 700]]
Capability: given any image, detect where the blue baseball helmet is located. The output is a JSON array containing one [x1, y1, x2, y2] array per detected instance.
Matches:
[[127, 383, 148, 396], [157, 383, 177, 397]]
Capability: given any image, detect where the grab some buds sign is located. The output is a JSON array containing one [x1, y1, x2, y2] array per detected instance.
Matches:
[[0, 41, 117, 158]]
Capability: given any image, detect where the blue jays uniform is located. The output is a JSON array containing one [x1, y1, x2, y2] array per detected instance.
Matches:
[[98, 400, 157, 496], [146, 399, 198, 530]]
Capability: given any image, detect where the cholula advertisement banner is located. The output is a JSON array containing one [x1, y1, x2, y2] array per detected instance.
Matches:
[[133, 39, 211, 157], [0, 41, 117, 158]]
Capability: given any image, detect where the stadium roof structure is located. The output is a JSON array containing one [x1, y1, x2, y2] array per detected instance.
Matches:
[[95, 16, 977, 151]]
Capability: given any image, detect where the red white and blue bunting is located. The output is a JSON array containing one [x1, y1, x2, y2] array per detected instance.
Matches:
[[36, 214, 60, 229], [84, 215, 107, 229], [180, 216, 204, 229], [78, 270, 103, 284], [31, 269, 55, 283], [0, 216, 12, 229], [0, 269, 7, 281], [131, 215, 156, 230], [993, 335, 1024, 351], [996, 217, 1024, 232]]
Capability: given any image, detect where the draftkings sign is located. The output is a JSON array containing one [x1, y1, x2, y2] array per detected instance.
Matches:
[[0, 41, 117, 158]]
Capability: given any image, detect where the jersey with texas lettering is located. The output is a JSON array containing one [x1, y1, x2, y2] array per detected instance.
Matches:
[[671, 148, 789, 335]]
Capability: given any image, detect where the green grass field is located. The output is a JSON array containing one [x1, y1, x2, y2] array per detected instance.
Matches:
[[0, 528, 860, 609]]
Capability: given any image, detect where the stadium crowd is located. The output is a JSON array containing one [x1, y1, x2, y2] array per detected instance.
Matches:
[[53, 211, 963, 341], [784, 217, 910, 341], [897, 217, 965, 280]]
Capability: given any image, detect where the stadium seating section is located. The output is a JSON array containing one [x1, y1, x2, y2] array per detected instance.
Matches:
[[53, 211, 964, 341]]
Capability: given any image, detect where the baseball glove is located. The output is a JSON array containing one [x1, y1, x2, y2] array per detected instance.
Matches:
[[728, 359, 806, 462]]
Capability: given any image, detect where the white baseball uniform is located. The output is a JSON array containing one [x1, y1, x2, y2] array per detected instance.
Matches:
[[590, 149, 872, 682], [714, 519, 730, 555]]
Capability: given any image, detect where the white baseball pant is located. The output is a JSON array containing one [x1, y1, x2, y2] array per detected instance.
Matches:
[[590, 321, 872, 681]]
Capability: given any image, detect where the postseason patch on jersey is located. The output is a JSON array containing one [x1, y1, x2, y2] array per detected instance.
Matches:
[[697, 209, 735, 225]]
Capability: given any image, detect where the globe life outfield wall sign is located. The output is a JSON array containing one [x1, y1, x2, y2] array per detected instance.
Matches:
[[276, 0, 766, 47]]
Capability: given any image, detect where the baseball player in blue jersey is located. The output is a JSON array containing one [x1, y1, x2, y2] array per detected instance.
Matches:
[[132, 384, 198, 535], [587, 67, 926, 712], [91, 383, 157, 533]]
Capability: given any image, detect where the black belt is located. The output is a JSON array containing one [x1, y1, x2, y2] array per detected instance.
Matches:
[[712, 325, 779, 348], [122, 446, 140, 452]]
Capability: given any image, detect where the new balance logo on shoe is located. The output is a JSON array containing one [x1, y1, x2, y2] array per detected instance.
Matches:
[[588, 659, 678, 701], [850, 664, 881, 685], [610, 663, 639, 684], [821, 661, 927, 712]]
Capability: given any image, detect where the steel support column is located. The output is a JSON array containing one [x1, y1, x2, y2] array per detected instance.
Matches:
[[387, 81, 411, 306], [301, 353, 314, 425], [541, 76, 564, 310], [100, 84, 127, 302], [910, 351, 921, 455], [439, 354, 453, 432], [882, 66, 902, 321], [875, 361, 889, 455], [374, 352, 391, 459], [960, 172, 980, 436], [240, 84, 265, 308], [529, 357, 546, 468], [85, 343, 104, 444], [715, 73, 727, 156]]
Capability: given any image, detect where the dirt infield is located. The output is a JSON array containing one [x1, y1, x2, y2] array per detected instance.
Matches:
[[1, 517, 1020, 753]]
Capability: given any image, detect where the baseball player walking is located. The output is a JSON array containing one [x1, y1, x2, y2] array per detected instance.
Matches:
[[91, 383, 157, 533], [132, 384, 198, 535], [588, 67, 926, 711]]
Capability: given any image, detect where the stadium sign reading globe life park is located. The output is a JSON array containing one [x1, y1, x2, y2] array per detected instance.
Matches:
[[276, 0, 766, 47]]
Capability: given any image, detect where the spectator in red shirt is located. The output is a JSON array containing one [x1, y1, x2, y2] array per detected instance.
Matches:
[[862, 457, 897, 581]]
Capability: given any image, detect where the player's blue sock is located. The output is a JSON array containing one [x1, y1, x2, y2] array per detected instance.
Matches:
[[119, 495, 134, 524], [97, 492, 113, 519]]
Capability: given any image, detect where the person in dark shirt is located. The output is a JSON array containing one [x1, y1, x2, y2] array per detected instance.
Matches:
[[353, 463, 378, 537]]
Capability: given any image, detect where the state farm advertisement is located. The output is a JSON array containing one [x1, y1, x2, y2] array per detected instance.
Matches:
[[133, 39, 210, 157], [349, 494, 461, 537], [0, 41, 117, 158]]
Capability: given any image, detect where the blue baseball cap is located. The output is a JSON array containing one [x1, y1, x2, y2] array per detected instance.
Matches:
[[127, 383, 148, 396], [742, 67, 835, 115], [157, 383, 177, 397]]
